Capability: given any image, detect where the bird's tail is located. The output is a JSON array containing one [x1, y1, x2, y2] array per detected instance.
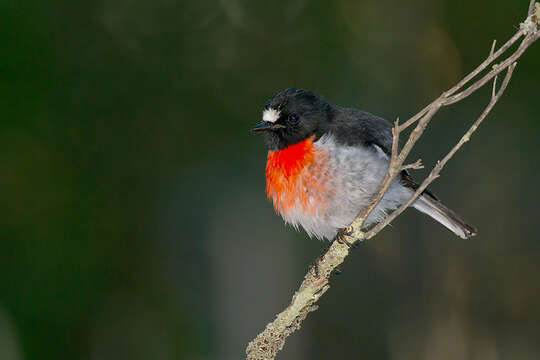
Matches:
[[413, 194, 477, 239]]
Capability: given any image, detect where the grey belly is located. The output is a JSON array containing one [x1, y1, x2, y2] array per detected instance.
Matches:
[[296, 136, 413, 240]]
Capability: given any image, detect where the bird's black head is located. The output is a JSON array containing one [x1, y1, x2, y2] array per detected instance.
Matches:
[[252, 88, 334, 150]]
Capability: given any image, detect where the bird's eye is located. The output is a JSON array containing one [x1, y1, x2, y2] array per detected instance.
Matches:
[[289, 114, 298, 123]]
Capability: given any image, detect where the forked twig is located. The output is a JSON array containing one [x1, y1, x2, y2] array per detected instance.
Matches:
[[364, 63, 517, 239]]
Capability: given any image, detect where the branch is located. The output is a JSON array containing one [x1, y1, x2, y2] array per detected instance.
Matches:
[[364, 62, 517, 239], [397, 29, 524, 131], [529, 0, 537, 16], [246, 4, 539, 360]]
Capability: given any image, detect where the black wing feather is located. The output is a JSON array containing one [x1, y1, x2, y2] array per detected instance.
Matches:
[[328, 107, 393, 155]]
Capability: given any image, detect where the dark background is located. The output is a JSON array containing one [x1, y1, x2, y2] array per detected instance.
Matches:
[[1, 1, 539, 359]]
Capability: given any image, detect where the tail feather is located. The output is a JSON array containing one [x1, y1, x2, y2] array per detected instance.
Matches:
[[413, 195, 477, 239]]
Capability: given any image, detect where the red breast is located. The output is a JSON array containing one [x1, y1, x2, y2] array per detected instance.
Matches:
[[265, 136, 330, 215]]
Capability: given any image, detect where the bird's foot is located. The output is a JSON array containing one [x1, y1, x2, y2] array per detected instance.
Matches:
[[335, 227, 362, 249], [309, 260, 320, 278]]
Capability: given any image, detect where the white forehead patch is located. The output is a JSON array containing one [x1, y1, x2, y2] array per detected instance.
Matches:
[[262, 108, 280, 123]]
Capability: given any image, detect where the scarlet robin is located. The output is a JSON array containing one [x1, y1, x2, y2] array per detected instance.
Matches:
[[252, 88, 476, 240]]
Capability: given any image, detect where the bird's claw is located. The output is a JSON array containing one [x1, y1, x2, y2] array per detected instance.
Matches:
[[335, 227, 361, 248], [309, 259, 321, 278]]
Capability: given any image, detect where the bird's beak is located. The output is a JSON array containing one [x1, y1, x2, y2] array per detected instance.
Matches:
[[251, 122, 286, 132]]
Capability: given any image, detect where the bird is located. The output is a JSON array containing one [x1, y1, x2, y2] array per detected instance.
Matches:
[[251, 88, 477, 241]]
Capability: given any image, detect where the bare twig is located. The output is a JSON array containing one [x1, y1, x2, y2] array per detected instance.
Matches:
[[529, 0, 537, 16], [490, 40, 499, 98], [397, 29, 524, 131], [492, 74, 499, 99], [443, 33, 536, 105], [364, 63, 517, 239], [401, 159, 424, 171], [246, 4, 539, 360], [490, 39, 497, 57]]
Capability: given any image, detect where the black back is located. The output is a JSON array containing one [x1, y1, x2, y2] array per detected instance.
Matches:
[[328, 107, 394, 156]]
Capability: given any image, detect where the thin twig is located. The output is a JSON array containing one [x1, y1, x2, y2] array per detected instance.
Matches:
[[492, 75, 498, 99], [364, 63, 517, 239], [398, 30, 525, 131], [529, 0, 537, 16], [401, 159, 424, 171], [443, 33, 535, 105], [490, 39, 497, 57], [347, 104, 440, 234], [346, 120, 402, 231], [490, 40, 498, 98]]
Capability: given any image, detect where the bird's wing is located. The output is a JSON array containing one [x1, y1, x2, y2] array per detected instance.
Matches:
[[328, 107, 394, 155]]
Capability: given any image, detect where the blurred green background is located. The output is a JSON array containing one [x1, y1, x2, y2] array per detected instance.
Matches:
[[1, 0, 539, 359]]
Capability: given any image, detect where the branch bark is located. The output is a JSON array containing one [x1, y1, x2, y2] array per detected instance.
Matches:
[[246, 4, 539, 359]]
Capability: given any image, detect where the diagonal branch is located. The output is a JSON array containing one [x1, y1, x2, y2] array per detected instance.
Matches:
[[246, 4, 539, 360]]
